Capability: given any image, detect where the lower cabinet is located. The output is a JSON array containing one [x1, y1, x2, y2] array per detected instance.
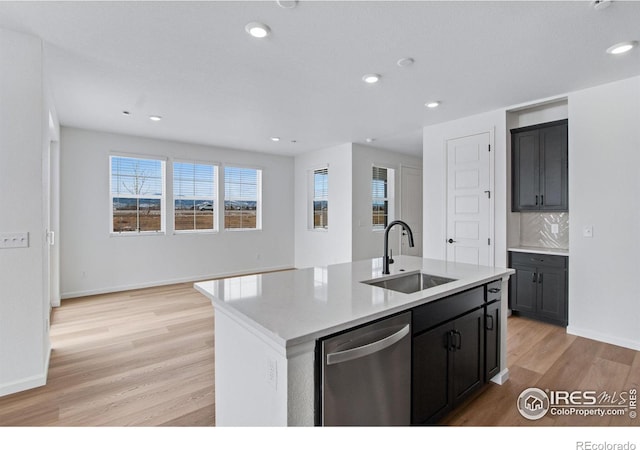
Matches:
[[510, 252, 567, 326], [412, 283, 500, 425]]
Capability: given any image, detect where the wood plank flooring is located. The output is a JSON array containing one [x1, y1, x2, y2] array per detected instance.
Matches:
[[0, 283, 215, 426], [0, 283, 637, 426]]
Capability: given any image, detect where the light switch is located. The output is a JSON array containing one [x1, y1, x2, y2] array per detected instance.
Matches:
[[583, 225, 594, 238], [0, 232, 29, 249]]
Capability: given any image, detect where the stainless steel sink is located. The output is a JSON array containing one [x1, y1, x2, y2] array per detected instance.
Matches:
[[362, 271, 457, 294]]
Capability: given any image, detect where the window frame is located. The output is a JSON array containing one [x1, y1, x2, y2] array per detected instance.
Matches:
[[109, 153, 167, 236], [223, 165, 263, 232], [310, 166, 329, 231], [372, 165, 394, 231], [172, 160, 219, 234]]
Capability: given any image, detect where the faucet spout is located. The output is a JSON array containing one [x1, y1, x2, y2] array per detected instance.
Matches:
[[383, 220, 415, 275]]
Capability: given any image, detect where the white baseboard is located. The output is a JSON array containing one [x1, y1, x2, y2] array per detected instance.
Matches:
[[0, 370, 47, 397], [566, 326, 640, 351], [60, 265, 295, 300], [491, 368, 510, 385]]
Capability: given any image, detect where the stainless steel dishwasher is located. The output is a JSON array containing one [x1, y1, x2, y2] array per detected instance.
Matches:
[[320, 311, 411, 426]]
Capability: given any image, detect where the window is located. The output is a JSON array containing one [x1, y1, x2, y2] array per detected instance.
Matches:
[[372, 166, 393, 230], [110, 155, 165, 233], [312, 168, 328, 229], [174, 161, 217, 232], [224, 166, 262, 230]]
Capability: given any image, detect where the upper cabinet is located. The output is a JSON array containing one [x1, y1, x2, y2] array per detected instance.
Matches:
[[511, 119, 568, 212]]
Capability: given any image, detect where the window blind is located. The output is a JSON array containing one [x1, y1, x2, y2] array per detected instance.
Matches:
[[224, 166, 261, 230], [174, 161, 217, 231]]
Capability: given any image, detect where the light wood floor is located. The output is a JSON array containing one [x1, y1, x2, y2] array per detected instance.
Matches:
[[0, 283, 215, 426], [0, 283, 638, 426]]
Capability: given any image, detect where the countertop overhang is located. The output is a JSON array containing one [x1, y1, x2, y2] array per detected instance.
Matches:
[[508, 246, 569, 256], [195, 256, 514, 356]]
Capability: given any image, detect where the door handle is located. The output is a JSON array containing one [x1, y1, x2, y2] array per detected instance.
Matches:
[[326, 324, 410, 365], [447, 238, 456, 244]]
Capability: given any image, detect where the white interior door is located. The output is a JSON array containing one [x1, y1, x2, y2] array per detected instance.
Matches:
[[399, 165, 422, 256], [446, 132, 493, 266]]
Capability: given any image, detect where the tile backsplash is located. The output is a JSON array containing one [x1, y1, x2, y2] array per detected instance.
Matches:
[[520, 212, 569, 249]]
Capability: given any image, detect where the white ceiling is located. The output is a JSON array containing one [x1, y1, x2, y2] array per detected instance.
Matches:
[[1, 1, 639, 157]]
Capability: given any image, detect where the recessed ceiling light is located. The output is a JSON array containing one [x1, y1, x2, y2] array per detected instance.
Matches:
[[149, 115, 162, 121], [362, 74, 381, 84], [397, 57, 415, 67], [245, 22, 271, 39], [592, 0, 612, 11], [425, 101, 440, 108], [277, 0, 298, 9], [606, 41, 638, 55], [270, 137, 281, 142]]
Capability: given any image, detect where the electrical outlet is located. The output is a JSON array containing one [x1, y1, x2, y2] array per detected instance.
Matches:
[[551, 223, 559, 234], [0, 232, 29, 249]]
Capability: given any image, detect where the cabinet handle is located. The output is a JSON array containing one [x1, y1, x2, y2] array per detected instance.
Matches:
[[454, 330, 462, 350], [446, 330, 455, 351], [532, 272, 537, 283], [538, 273, 543, 284], [488, 287, 501, 294], [541, 194, 544, 205], [535, 195, 539, 205], [486, 315, 494, 331]]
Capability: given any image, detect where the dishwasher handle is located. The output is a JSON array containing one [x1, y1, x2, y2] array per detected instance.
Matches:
[[326, 324, 410, 366]]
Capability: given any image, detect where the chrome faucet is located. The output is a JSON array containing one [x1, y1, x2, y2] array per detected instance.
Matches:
[[383, 220, 415, 274]]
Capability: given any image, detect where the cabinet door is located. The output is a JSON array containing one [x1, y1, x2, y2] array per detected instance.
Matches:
[[412, 321, 452, 424], [537, 267, 567, 324], [451, 308, 484, 405], [540, 123, 568, 211], [485, 301, 501, 381], [512, 265, 537, 313], [512, 129, 540, 211]]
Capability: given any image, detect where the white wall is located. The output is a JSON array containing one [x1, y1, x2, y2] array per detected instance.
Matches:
[[351, 144, 421, 261], [294, 143, 353, 268], [60, 127, 294, 298], [422, 110, 508, 267], [567, 76, 640, 350], [0, 28, 49, 395]]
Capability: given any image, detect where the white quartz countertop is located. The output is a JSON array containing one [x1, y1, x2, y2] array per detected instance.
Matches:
[[194, 256, 514, 354], [508, 246, 569, 256]]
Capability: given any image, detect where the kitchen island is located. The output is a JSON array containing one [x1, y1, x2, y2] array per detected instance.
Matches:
[[195, 255, 514, 426]]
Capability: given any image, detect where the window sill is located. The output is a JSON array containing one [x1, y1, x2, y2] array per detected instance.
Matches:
[[224, 228, 263, 232], [110, 231, 165, 237], [173, 230, 219, 235]]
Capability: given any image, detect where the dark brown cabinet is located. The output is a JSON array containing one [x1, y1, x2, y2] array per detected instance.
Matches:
[[510, 252, 568, 326], [511, 119, 568, 212]]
